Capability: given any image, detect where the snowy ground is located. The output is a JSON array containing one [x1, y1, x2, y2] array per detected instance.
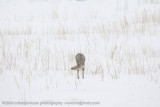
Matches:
[[0, 0, 160, 107]]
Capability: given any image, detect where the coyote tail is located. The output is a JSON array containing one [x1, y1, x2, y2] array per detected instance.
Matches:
[[71, 65, 79, 70]]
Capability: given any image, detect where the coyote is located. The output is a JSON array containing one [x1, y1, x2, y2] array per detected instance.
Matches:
[[71, 53, 85, 79]]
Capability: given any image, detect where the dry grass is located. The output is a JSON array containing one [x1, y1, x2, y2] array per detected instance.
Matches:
[[0, 0, 160, 83]]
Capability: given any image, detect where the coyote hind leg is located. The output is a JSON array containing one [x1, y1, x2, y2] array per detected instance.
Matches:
[[82, 68, 84, 79], [77, 70, 79, 79]]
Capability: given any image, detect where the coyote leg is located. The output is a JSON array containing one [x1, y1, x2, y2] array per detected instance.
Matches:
[[82, 68, 84, 79], [77, 70, 79, 79]]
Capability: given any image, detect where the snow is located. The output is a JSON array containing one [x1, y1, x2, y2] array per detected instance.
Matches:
[[0, 0, 160, 107]]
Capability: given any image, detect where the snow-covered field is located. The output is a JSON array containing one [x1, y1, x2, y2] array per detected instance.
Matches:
[[0, 0, 160, 107]]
